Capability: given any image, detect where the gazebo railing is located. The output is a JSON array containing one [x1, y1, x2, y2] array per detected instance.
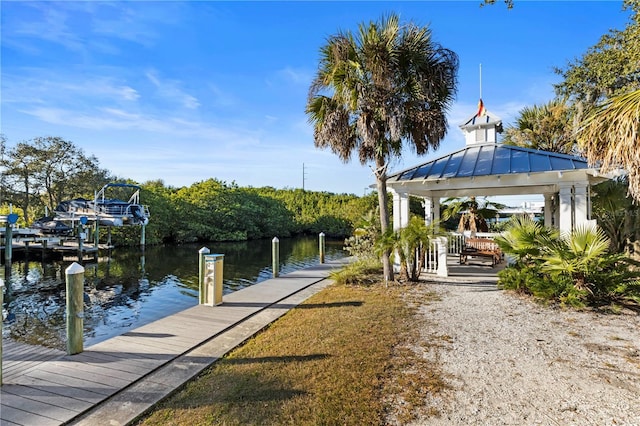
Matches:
[[423, 231, 504, 273], [424, 238, 440, 273], [448, 232, 465, 254]]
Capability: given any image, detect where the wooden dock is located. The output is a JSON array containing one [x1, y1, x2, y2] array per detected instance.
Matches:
[[0, 259, 349, 426]]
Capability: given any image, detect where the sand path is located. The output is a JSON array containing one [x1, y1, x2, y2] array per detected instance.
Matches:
[[411, 279, 640, 425]]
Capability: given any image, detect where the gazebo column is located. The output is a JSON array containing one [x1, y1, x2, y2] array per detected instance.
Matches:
[[558, 185, 573, 233], [543, 193, 554, 228], [553, 193, 560, 230], [433, 197, 440, 224], [573, 183, 589, 227], [392, 191, 409, 231], [423, 196, 440, 226]]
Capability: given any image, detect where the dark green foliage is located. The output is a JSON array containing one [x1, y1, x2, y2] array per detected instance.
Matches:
[[591, 178, 640, 253], [0, 135, 379, 246], [497, 216, 640, 309], [254, 187, 378, 237], [102, 179, 373, 246], [344, 209, 380, 260], [497, 265, 542, 295], [498, 265, 585, 306]]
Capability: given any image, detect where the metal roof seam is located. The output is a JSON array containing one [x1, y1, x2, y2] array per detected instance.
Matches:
[[471, 145, 482, 176], [454, 149, 468, 177], [487, 144, 497, 176]]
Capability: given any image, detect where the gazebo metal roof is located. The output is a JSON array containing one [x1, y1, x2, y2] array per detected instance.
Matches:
[[389, 143, 590, 183]]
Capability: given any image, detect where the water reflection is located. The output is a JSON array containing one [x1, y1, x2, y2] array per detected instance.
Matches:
[[1, 236, 345, 349]]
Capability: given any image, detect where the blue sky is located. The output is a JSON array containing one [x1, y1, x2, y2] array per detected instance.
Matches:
[[0, 1, 632, 200]]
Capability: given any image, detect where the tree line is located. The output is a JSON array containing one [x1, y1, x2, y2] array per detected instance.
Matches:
[[0, 135, 378, 245]]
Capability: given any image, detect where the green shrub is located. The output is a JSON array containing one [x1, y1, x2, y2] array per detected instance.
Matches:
[[497, 218, 640, 309], [497, 266, 539, 294], [330, 258, 381, 285]]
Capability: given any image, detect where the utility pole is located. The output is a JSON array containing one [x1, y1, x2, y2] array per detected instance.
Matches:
[[302, 163, 308, 191]]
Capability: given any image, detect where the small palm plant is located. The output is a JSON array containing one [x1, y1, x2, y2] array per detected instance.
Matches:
[[377, 216, 441, 282], [542, 226, 640, 305], [541, 225, 612, 293], [494, 214, 557, 267], [497, 216, 640, 307]]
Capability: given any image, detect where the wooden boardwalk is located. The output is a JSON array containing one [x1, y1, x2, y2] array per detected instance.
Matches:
[[1, 259, 349, 426]]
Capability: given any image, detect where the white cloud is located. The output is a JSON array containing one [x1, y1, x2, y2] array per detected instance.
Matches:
[[2, 72, 142, 106], [277, 66, 313, 86], [145, 70, 201, 110], [13, 5, 85, 52]]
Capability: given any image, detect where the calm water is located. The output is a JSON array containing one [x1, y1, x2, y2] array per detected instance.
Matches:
[[1, 236, 345, 350]]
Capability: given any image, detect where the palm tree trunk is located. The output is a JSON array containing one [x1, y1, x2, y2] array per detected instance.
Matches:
[[375, 164, 394, 283]]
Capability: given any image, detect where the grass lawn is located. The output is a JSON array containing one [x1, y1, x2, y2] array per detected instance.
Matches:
[[136, 280, 445, 425]]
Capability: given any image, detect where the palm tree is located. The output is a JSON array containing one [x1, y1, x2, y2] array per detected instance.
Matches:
[[441, 196, 505, 233], [502, 99, 578, 155], [306, 14, 458, 281], [578, 89, 640, 203]]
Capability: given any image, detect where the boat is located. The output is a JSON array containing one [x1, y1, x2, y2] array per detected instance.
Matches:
[[54, 183, 150, 227], [31, 216, 73, 236]]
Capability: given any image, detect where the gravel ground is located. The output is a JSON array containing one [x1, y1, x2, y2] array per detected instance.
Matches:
[[409, 278, 640, 426]]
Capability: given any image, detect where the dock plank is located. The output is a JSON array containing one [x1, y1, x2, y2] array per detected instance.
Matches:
[[1, 392, 80, 421], [5, 375, 106, 403], [0, 404, 62, 426], [20, 369, 117, 396], [61, 352, 159, 376], [36, 362, 135, 388], [1, 384, 95, 413]]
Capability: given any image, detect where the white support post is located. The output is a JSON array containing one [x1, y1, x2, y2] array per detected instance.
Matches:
[[392, 191, 409, 231], [574, 184, 588, 227], [392, 190, 401, 231], [436, 237, 448, 277], [558, 185, 573, 234], [272, 237, 280, 277], [433, 197, 440, 225], [423, 197, 433, 226], [543, 193, 554, 228], [423, 196, 441, 227], [400, 193, 409, 229], [553, 193, 560, 230]]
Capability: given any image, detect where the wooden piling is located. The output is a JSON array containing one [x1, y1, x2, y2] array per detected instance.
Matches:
[[272, 237, 280, 277], [65, 262, 85, 355], [198, 247, 210, 304], [319, 232, 326, 264]]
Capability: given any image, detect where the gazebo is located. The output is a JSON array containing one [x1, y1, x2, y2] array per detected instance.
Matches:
[[386, 106, 611, 235]]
